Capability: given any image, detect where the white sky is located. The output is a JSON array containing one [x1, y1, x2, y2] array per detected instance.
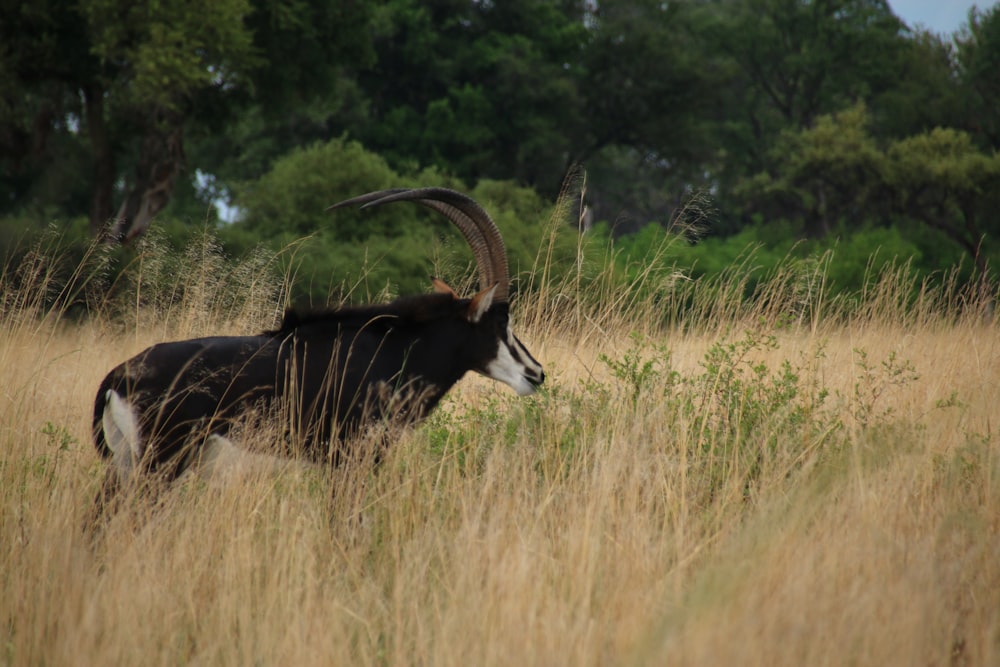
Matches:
[[888, 0, 996, 35]]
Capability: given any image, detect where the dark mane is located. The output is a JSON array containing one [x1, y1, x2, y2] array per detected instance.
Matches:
[[265, 292, 465, 337]]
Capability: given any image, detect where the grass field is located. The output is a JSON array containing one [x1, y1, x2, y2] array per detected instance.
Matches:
[[1, 235, 998, 666]]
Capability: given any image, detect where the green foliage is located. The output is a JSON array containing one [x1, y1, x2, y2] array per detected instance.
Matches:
[[611, 203, 882, 314], [226, 136, 453, 302], [226, 137, 589, 304], [3, 0, 998, 303], [188, 0, 375, 184], [234, 137, 405, 241], [81, 0, 258, 113], [0, 0, 373, 234], [582, 0, 716, 165], [818, 227, 925, 293], [887, 127, 1000, 197], [600, 327, 837, 503], [427, 323, 847, 508], [740, 104, 883, 237], [957, 5, 1000, 149], [739, 104, 1000, 275], [40, 421, 77, 452], [874, 31, 967, 138], [851, 348, 920, 428], [599, 332, 679, 405], [689, 330, 832, 497], [354, 0, 589, 195], [692, 0, 907, 181], [602, 329, 833, 485]]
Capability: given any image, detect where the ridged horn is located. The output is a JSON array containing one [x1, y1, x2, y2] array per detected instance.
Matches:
[[328, 187, 510, 302]]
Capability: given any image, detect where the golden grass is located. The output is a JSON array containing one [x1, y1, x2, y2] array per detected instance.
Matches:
[[1, 238, 998, 666]]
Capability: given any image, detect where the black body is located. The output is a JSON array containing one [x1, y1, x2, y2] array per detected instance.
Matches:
[[93, 293, 517, 478]]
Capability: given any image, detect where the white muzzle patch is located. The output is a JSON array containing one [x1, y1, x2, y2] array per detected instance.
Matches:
[[482, 326, 544, 396]]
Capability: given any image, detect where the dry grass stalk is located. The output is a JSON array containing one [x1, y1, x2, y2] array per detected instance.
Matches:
[[1, 230, 997, 666]]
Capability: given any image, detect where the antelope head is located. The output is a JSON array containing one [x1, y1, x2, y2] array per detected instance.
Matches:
[[329, 187, 545, 396]]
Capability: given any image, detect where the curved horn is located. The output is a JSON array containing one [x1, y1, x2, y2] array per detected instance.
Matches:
[[329, 188, 510, 302]]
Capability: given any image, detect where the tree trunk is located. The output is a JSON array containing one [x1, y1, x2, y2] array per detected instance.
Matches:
[[84, 85, 115, 239], [106, 116, 185, 244]]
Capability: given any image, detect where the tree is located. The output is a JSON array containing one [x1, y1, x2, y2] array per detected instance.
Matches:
[[580, 0, 718, 163], [226, 137, 581, 304], [0, 0, 104, 220], [575, 0, 723, 231], [871, 29, 966, 140], [0, 0, 372, 243], [0, 0, 260, 240], [185, 0, 374, 187], [956, 4, 1000, 150], [348, 0, 589, 196], [697, 0, 907, 175], [886, 128, 1000, 280], [738, 104, 884, 238], [741, 105, 1000, 279]]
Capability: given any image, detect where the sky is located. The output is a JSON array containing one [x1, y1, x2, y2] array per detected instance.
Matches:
[[888, 0, 996, 35]]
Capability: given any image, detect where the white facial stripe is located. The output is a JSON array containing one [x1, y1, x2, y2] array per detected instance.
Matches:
[[482, 325, 544, 396]]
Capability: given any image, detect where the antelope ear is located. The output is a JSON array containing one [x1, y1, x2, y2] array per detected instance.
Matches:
[[431, 277, 459, 298], [467, 283, 499, 323]]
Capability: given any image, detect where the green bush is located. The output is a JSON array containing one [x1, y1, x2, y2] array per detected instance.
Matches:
[[608, 218, 976, 306], [225, 138, 589, 305]]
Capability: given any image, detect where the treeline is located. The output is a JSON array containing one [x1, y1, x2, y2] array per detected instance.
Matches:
[[2, 0, 998, 303]]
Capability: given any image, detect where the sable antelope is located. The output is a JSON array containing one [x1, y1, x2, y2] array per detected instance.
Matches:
[[92, 187, 544, 497]]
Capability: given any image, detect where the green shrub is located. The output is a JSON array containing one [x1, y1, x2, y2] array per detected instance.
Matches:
[[226, 138, 591, 305]]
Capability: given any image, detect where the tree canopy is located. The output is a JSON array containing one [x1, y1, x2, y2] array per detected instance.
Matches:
[[2, 0, 998, 299]]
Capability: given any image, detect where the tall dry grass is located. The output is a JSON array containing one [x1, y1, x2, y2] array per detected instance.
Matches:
[[1, 225, 998, 666]]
